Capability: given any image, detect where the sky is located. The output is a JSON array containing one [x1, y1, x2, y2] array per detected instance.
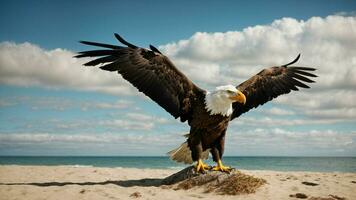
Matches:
[[0, 0, 356, 156]]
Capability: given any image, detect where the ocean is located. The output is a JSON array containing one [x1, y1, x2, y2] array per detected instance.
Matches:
[[0, 156, 355, 172]]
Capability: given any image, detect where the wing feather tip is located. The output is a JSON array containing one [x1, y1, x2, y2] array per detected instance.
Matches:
[[291, 67, 317, 71], [149, 44, 162, 54], [283, 54, 301, 67], [79, 40, 92, 45], [114, 33, 138, 49], [293, 70, 318, 78]]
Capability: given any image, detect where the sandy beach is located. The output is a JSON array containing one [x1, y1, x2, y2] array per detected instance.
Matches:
[[0, 165, 355, 200]]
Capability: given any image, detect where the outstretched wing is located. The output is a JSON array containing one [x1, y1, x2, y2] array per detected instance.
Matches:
[[76, 34, 203, 121], [230, 54, 317, 120]]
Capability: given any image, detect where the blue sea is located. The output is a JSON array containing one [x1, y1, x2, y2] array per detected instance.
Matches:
[[0, 156, 355, 172]]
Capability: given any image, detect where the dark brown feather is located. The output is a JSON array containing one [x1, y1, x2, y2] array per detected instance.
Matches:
[[290, 66, 316, 71], [78, 41, 121, 49], [75, 50, 116, 58], [114, 33, 138, 49], [83, 55, 118, 66], [291, 69, 318, 78], [149, 45, 162, 54], [76, 34, 204, 121], [231, 55, 316, 120]]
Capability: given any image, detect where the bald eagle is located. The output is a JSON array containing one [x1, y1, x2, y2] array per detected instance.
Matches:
[[76, 34, 316, 172]]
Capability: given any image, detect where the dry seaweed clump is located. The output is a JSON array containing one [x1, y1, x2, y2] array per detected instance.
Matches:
[[216, 171, 267, 195], [176, 170, 266, 195]]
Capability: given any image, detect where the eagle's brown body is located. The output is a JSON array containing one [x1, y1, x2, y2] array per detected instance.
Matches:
[[187, 91, 230, 162], [76, 34, 316, 171]]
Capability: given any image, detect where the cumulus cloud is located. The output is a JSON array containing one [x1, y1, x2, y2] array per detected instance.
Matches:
[[91, 100, 132, 110], [231, 116, 349, 127], [275, 90, 356, 121], [0, 132, 183, 155], [0, 132, 180, 145], [126, 113, 169, 124], [0, 99, 17, 107], [161, 16, 356, 89], [276, 90, 356, 110], [99, 113, 170, 131], [226, 128, 356, 156], [1, 15, 355, 94], [15, 117, 170, 136], [99, 119, 155, 131], [1, 129, 354, 156], [0, 95, 133, 111], [160, 15, 356, 122], [0, 42, 136, 96], [1, 15, 356, 128], [259, 107, 295, 116], [334, 11, 356, 17]]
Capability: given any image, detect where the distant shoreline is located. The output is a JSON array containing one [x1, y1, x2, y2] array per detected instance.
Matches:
[[1, 155, 355, 157], [0, 164, 354, 173], [1, 156, 355, 172]]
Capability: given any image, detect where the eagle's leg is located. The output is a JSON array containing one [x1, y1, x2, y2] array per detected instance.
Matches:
[[189, 136, 210, 173], [210, 132, 233, 173]]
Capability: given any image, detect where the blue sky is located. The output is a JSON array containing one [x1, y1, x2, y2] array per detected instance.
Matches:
[[2, 0, 355, 50], [0, 0, 355, 156]]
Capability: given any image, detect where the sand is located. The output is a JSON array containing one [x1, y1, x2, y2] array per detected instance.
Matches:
[[0, 165, 355, 200]]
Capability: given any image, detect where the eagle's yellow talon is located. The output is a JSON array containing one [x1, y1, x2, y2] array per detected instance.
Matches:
[[212, 160, 232, 172], [195, 159, 210, 172]]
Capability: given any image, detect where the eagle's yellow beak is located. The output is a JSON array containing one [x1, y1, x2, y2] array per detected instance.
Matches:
[[229, 90, 246, 104]]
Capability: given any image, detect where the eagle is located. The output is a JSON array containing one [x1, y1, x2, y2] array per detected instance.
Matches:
[[76, 34, 316, 172]]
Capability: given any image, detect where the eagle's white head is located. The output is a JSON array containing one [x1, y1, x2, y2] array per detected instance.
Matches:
[[205, 85, 246, 116]]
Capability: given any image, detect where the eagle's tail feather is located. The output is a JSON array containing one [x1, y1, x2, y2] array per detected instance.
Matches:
[[167, 142, 209, 164]]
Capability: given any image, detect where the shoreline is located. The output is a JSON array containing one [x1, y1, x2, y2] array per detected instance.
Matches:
[[1, 156, 354, 173], [0, 164, 354, 173], [0, 165, 355, 200]]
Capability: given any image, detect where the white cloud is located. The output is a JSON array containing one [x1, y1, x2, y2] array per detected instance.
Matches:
[[304, 108, 356, 120], [0, 133, 181, 145], [276, 90, 356, 110], [1, 130, 354, 156], [99, 119, 155, 131], [259, 107, 295, 116], [98, 113, 171, 131], [0, 132, 184, 156], [161, 16, 356, 89], [81, 100, 133, 111], [334, 11, 356, 17], [0, 42, 136, 96], [2, 15, 355, 93], [126, 113, 169, 124], [225, 128, 356, 156], [275, 90, 356, 121], [1, 15, 356, 125], [0, 99, 16, 107], [159, 15, 356, 122], [232, 116, 350, 127], [0, 133, 103, 143], [230, 128, 355, 147], [39, 117, 157, 132], [0, 95, 133, 111]]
